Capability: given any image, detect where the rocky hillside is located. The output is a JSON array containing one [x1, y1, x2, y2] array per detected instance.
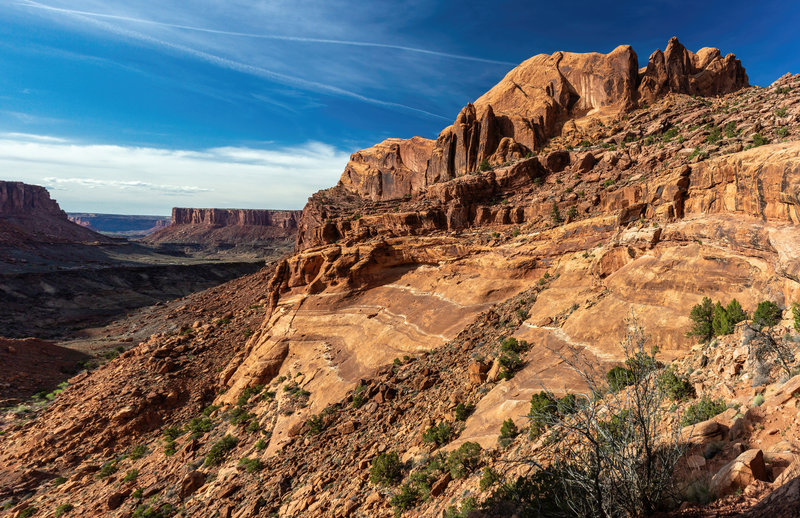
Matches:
[[2, 37, 800, 518]]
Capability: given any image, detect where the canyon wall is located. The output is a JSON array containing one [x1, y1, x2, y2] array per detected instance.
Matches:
[[170, 208, 301, 228], [0, 181, 66, 218]]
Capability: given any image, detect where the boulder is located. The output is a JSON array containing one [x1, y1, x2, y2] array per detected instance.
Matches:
[[681, 418, 725, 444], [710, 449, 768, 497], [180, 470, 205, 499]]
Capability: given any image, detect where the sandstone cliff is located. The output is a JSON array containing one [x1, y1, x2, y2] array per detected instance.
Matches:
[[336, 37, 747, 203], [0, 181, 110, 245], [145, 208, 302, 251]]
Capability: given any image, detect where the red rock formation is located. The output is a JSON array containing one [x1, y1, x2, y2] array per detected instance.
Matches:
[[170, 208, 300, 228], [0, 181, 109, 245], [146, 208, 302, 248], [638, 36, 748, 103], [333, 38, 748, 204], [0, 181, 66, 218]]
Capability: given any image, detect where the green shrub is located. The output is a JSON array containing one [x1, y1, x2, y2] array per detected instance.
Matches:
[[132, 503, 176, 518], [187, 416, 214, 439], [753, 394, 765, 407], [246, 420, 260, 433], [603, 179, 615, 188], [228, 406, 254, 426], [479, 159, 491, 172], [447, 442, 482, 478], [776, 107, 788, 117], [370, 452, 404, 486], [131, 488, 143, 500], [753, 300, 781, 328], [497, 351, 524, 380], [793, 303, 800, 332], [54, 504, 74, 517], [306, 414, 326, 435], [682, 397, 727, 426], [661, 368, 695, 401], [255, 438, 267, 450], [128, 445, 148, 460], [205, 435, 238, 466], [390, 483, 420, 515], [352, 384, 368, 409], [480, 467, 501, 491], [751, 133, 769, 148], [551, 202, 563, 224], [444, 497, 477, 518], [606, 365, 634, 392], [724, 121, 738, 138], [422, 422, 452, 446], [96, 461, 118, 479], [455, 403, 474, 422], [567, 206, 578, 219], [706, 125, 721, 144], [122, 469, 138, 483], [498, 418, 519, 448], [528, 392, 557, 439], [53, 476, 67, 485], [236, 385, 264, 406], [777, 127, 789, 138], [202, 404, 221, 417], [662, 128, 679, 141], [238, 457, 264, 473], [19, 508, 37, 518]]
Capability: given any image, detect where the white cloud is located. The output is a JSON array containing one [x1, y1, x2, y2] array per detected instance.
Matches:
[[0, 134, 350, 214]]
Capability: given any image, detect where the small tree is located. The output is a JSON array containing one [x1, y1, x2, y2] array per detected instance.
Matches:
[[753, 300, 781, 329], [687, 297, 714, 342]]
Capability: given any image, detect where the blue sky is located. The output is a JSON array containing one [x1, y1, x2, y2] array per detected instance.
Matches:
[[0, 0, 798, 214]]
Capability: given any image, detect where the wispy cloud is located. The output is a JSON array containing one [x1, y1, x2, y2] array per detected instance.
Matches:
[[43, 177, 210, 194], [0, 134, 350, 214], [15, 0, 464, 121], [18, 0, 516, 66]]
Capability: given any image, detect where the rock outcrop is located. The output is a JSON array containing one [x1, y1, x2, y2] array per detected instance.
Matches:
[[0, 181, 110, 245], [334, 37, 747, 203], [638, 36, 748, 104], [0, 181, 65, 218]]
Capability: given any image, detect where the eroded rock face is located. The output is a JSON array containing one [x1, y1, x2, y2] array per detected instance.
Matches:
[[0, 181, 65, 217], [334, 37, 747, 202], [170, 208, 300, 228], [339, 137, 435, 201], [0, 181, 110, 245], [638, 37, 748, 104]]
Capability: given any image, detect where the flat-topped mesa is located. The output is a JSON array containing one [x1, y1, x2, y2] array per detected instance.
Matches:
[[335, 37, 748, 203], [0, 181, 66, 218], [171, 208, 301, 229]]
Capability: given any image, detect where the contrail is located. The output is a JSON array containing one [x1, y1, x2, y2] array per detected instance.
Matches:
[[18, 1, 517, 66], [17, 0, 453, 121]]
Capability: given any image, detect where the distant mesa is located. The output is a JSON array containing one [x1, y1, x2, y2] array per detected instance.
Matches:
[[0, 180, 111, 245], [337, 36, 747, 203], [144, 207, 302, 249], [68, 213, 171, 238]]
